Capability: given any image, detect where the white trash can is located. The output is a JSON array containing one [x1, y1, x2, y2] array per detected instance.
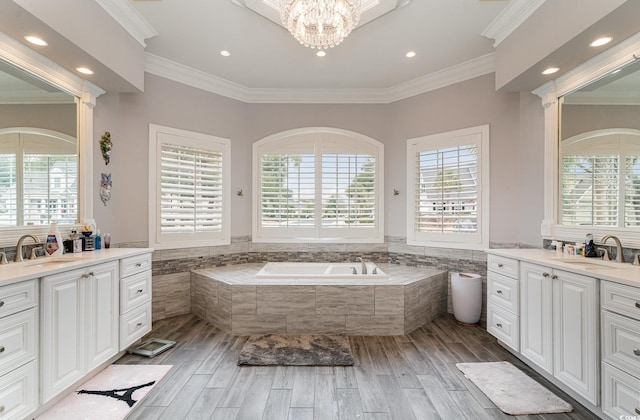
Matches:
[[451, 272, 482, 325]]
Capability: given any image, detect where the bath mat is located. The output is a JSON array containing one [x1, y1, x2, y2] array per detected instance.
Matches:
[[37, 364, 173, 420], [238, 334, 354, 366], [456, 362, 573, 415]]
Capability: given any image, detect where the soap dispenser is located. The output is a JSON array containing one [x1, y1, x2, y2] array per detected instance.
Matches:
[[45, 222, 63, 257]]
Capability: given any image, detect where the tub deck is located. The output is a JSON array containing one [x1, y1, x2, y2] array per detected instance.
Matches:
[[190, 263, 447, 335]]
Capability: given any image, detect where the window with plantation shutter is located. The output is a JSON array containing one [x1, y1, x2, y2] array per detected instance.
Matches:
[[149, 125, 230, 249], [407, 125, 489, 249], [560, 130, 640, 228], [253, 128, 383, 243], [0, 129, 77, 226]]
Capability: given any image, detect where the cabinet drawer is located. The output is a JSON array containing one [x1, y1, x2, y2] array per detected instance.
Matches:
[[0, 360, 37, 420], [602, 310, 640, 378], [602, 281, 640, 321], [120, 253, 152, 278], [602, 362, 640, 419], [120, 271, 152, 314], [0, 309, 36, 378], [120, 304, 152, 351], [487, 255, 519, 279], [0, 280, 37, 318], [487, 304, 519, 351], [488, 272, 519, 313]]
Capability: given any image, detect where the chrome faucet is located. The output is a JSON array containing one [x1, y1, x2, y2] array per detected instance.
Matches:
[[358, 257, 367, 274], [601, 235, 624, 263], [14, 234, 40, 263]]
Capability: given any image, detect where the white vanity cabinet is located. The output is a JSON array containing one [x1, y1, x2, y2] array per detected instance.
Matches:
[[520, 262, 599, 404], [0, 279, 38, 420], [601, 280, 640, 418], [119, 253, 152, 350], [487, 255, 520, 351], [41, 261, 119, 403]]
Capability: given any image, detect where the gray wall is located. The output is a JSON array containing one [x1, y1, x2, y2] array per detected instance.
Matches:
[[561, 104, 640, 139], [93, 72, 544, 248], [0, 103, 76, 137]]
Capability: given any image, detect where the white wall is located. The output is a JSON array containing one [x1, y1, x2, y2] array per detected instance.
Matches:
[[93, 72, 544, 247]]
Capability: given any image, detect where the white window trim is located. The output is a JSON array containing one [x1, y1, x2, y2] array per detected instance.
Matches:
[[148, 124, 230, 250], [252, 127, 384, 243], [406, 125, 490, 250]]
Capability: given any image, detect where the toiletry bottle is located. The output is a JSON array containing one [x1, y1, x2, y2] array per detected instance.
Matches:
[[45, 222, 63, 257], [95, 229, 102, 250]]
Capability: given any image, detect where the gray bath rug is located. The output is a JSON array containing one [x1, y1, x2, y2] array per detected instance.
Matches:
[[238, 334, 354, 366], [456, 361, 573, 415]]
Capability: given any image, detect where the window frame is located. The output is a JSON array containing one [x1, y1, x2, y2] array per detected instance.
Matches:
[[407, 125, 490, 250], [252, 127, 384, 243], [148, 124, 230, 250]]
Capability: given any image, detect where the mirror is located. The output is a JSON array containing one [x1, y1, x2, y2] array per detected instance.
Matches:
[[559, 59, 640, 229], [0, 58, 78, 227]]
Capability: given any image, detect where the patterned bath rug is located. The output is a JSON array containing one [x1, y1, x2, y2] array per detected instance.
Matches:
[[238, 334, 354, 366], [456, 361, 573, 415], [37, 364, 173, 420]]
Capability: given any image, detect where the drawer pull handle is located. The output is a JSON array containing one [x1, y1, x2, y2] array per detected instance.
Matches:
[[636, 407, 640, 415], [636, 301, 640, 309], [136, 289, 143, 294], [634, 349, 640, 356], [0, 346, 4, 353], [496, 323, 502, 328], [135, 263, 142, 267], [497, 263, 504, 268], [543, 272, 550, 277], [0, 405, 4, 413], [552, 275, 558, 280], [496, 290, 503, 294], [136, 322, 143, 328], [0, 301, 4, 308]]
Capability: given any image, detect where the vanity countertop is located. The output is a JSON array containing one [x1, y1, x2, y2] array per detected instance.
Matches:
[[0, 248, 153, 286], [486, 248, 640, 288]]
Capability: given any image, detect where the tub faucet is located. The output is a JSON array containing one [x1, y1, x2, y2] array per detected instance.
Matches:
[[358, 257, 367, 274], [14, 234, 40, 263], [601, 235, 624, 263]]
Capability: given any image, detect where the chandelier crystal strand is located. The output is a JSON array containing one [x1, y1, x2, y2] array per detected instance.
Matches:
[[280, 0, 361, 49]]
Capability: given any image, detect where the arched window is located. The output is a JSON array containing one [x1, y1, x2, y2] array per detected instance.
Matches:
[[253, 128, 384, 243]]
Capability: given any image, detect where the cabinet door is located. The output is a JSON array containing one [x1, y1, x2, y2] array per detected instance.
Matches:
[[86, 261, 119, 370], [520, 262, 553, 374], [41, 268, 85, 403], [553, 269, 599, 405]]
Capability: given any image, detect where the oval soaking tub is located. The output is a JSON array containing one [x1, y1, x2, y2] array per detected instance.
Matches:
[[255, 262, 388, 280]]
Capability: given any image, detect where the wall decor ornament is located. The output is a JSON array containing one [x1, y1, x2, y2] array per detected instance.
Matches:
[[100, 173, 112, 206], [100, 131, 113, 165]]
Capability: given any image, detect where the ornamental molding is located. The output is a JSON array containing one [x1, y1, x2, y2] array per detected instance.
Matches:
[[481, 0, 545, 47], [95, 0, 158, 47]]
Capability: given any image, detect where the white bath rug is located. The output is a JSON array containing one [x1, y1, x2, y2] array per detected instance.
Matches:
[[37, 364, 172, 420], [456, 361, 573, 415]]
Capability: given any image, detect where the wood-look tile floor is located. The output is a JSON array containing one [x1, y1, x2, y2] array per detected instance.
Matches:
[[117, 314, 598, 420]]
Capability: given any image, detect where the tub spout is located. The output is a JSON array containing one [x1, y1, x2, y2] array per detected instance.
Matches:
[[358, 257, 367, 274]]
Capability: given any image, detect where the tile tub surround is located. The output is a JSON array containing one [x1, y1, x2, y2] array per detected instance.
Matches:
[[190, 263, 447, 335]]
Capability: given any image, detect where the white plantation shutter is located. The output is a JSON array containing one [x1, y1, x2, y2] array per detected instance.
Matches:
[[407, 125, 489, 249], [561, 155, 619, 226], [23, 155, 77, 225], [625, 156, 640, 227], [253, 129, 383, 242], [0, 154, 17, 226], [149, 125, 230, 249]]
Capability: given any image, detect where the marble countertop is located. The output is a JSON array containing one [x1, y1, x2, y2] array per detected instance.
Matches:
[[193, 263, 446, 286], [486, 248, 640, 288], [0, 248, 153, 286]]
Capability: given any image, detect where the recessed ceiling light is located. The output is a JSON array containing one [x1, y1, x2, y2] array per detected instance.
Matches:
[[220, 50, 231, 57], [405, 51, 416, 58], [76, 67, 94, 75], [316, 51, 326, 57], [542, 67, 559, 75], [590, 37, 612, 47], [24, 36, 47, 46]]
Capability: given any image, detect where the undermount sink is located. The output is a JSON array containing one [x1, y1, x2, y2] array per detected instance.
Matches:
[[550, 258, 634, 270], [26, 257, 85, 268]]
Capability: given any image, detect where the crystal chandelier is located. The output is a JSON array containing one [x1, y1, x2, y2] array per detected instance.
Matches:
[[279, 0, 361, 49]]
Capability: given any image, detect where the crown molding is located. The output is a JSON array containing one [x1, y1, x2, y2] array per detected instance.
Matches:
[[482, 0, 545, 47], [144, 52, 496, 104], [95, 0, 158, 47]]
